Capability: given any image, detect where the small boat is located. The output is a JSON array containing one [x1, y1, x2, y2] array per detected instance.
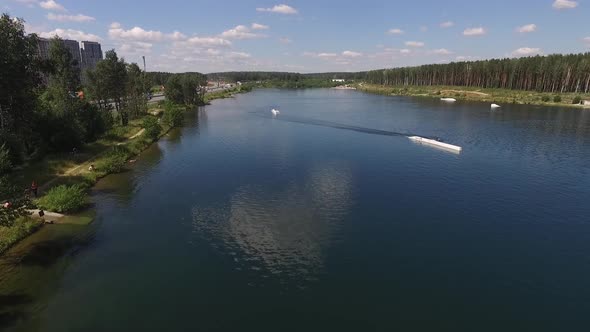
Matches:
[[441, 98, 457, 102], [491, 103, 501, 109], [408, 136, 462, 153], [271, 109, 280, 116]]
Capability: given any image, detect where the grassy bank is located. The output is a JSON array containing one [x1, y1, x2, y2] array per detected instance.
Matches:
[[0, 217, 43, 255], [2, 91, 247, 256], [357, 84, 590, 108], [204, 85, 252, 103]]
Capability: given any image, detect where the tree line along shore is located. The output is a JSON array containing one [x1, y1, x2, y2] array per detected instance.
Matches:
[[1, 14, 251, 255]]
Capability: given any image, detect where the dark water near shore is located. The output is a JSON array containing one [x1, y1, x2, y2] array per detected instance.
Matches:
[[2, 89, 590, 331]]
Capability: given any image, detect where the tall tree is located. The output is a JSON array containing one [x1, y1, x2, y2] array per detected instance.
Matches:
[[0, 14, 41, 163], [87, 50, 128, 125], [126, 63, 148, 118]]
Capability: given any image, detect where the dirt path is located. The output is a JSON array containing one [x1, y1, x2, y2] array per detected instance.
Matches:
[[39, 127, 145, 191]]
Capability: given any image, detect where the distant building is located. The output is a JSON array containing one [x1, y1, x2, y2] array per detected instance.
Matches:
[[332, 79, 345, 83], [37, 38, 83, 67], [63, 39, 82, 68], [37, 38, 51, 59], [36, 37, 103, 83], [81, 41, 103, 72]]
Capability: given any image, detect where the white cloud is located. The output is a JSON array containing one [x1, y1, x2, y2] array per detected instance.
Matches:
[[511, 47, 542, 57], [517, 24, 537, 33], [279, 37, 292, 44], [387, 28, 404, 35], [342, 50, 363, 58], [455, 55, 480, 61], [169, 31, 186, 41], [440, 21, 454, 28], [405, 41, 425, 47], [553, 0, 578, 9], [251, 23, 269, 30], [47, 13, 95, 22], [221, 25, 264, 40], [463, 27, 486, 36], [184, 36, 232, 47], [317, 52, 337, 58], [39, 28, 102, 41], [256, 4, 298, 14], [109, 25, 165, 42], [227, 52, 251, 59], [120, 41, 153, 55], [400, 49, 411, 54], [433, 48, 452, 55], [39, 0, 65, 11], [584, 37, 590, 45], [110, 22, 122, 29]]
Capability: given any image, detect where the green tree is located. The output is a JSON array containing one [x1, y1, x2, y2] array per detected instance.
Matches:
[[142, 116, 162, 141], [126, 63, 148, 118], [88, 50, 128, 125], [162, 102, 183, 127], [165, 75, 183, 104], [0, 14, 42, 161]]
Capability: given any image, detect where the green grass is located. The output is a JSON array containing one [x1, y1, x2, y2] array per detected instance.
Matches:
[[0, 217, 43, 254], [35, 184, 88, 213], [357, 84, 590, 107]]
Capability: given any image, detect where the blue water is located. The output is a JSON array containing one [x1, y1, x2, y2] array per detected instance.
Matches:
[[3, 89, 590, 331]]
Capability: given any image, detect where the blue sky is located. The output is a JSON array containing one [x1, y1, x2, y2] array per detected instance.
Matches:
[[4, 0, 590, 73]]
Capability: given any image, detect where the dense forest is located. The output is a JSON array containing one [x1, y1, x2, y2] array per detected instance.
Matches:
[[366, 53, 590, 93], [147, 71, 206, 87], [207, 54, 590, 94], [206, 71, 365, 82]]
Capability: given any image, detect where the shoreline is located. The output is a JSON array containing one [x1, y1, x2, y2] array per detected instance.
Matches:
[[357, 84, 590, 109], [1, 88, 247, 257]]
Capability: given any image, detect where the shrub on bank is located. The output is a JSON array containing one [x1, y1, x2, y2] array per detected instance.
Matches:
[[553, 95, 562, 103], [0, 217, 43, 254], [541, 95, 550, 102], [96, 146, 129, 174], [162, 103, 184, 127], [572, 96, 582, 104], [142, 116, 162, 141], [36, 184, 88, 213]]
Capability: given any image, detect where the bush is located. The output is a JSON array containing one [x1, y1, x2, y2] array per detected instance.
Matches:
[[162, 104, 184, 127], [36, 184, 88, 213], [553, 95, 562, 103], [142, 116, 162, 141], [572, 96, 582, 104], [541, 95, 550, 102], [96, 146, 129, 173]]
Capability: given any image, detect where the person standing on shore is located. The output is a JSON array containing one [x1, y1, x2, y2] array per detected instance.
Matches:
[[31, 181, 38, 197]]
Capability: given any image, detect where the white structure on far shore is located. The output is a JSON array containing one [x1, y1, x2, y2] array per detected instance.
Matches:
[[332, 79, 345, 82]]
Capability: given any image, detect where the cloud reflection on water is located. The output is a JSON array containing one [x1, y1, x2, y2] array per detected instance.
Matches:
[[192, 161, 353, 283]]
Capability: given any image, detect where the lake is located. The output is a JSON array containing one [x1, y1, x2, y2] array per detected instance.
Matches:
[[2, 89, 590, 331]]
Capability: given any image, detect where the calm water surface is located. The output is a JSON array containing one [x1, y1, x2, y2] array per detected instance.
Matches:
[[2, 89, 590, 331]]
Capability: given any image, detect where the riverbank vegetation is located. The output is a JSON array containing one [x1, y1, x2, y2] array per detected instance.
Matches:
[[209, 54, 590, 105], [0, 217, 42, 254], [0, 14, 209, 252], [35, 184, 87, 213], [357, 84, 590, 106]]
